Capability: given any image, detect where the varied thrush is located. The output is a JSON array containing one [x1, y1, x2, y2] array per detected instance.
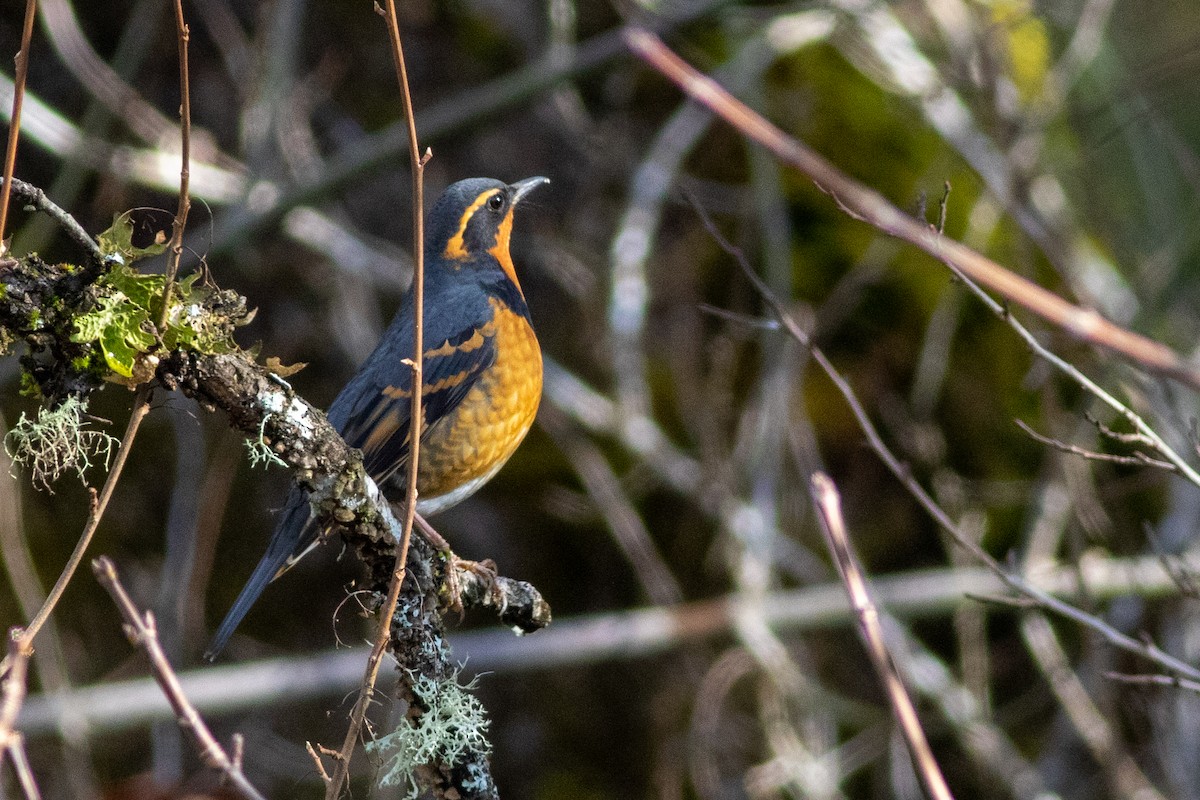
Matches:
[[206, 176, 548, 659]]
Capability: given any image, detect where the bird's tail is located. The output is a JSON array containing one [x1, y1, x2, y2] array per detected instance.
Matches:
[[204, 487, 319, 660]]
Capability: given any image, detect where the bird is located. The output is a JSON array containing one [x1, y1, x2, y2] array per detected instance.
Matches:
[[205, 176, 549, 660]]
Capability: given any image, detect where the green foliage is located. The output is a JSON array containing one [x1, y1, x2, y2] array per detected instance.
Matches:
[[3, 396, 118, 491], [366, 672, 492, 798]]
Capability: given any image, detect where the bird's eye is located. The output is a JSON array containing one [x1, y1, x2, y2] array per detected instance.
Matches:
[[487, 193, 504, 212]]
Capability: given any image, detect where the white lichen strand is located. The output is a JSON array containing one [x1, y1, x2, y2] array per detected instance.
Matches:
[[366, 671, 492, 798], [244, 414, 287, 469], [4, 397, 119, 491]]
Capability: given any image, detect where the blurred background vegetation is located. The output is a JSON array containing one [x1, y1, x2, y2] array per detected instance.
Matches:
[[4, 0, 1200, 798]]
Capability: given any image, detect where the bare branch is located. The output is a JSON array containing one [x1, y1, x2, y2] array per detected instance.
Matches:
[[1014, 419, 1175, 471], [0, 0, 37, 256], [809, 473, 955, 800], [622, 27, 1200, 390], [682, 143, 1200, 685], [8, 388, 152, 662], [18, 550, 1200, 734], [0, 635, 32, 747], [91, 556, 267, 800], [1106, 671, 1200, 694], [5, 736, 42, 800], [6, 178, 100, 263]]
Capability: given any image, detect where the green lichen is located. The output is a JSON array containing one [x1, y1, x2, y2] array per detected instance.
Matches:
[[97, 209, 170, 262], [70, 269, 158, 379], [4, 396, 118, 491], [69, 216, 251, 380], [245, 415, 287, 469], [366, 671, 492, 798], [18, 371, 41, 398]]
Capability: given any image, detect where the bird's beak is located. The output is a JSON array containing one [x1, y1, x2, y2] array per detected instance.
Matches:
[[509, 176, 550, 205]]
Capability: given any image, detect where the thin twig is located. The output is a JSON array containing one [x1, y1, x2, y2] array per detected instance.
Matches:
[[7, 179, 101, 262], [1087, 412, 1156, 447], [622, 27, 1200, 390], [92, 556, 266, 800], [4, 8, 194, 661], [644, 29, 1200, 491], [306, 741, 334, 785], [157, 0, 193, 332], [809, 473, 955, 800], [0, 0, 37, 257], [5, 736, 42, 800], [325, 4, 428, 797], [1014, 418, 1175, 471], [1106, 671, 1200, 694], [945, 263, 1200, 488], [0, 635, 32, 747]]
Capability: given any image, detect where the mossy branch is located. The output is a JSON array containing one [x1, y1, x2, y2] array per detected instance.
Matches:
[[0, 220, 549, 798]]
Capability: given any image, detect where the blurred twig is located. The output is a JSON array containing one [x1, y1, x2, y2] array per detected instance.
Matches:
[[0, 0, 37, 255], [21, 550, 1197, 734], [0, 415, 97, 796], [1021, 612, 1166, 800], [809, 473, 954, 800], [1106, 671, 1200, 694], [0, 637, 43, 800], [664, 51, 1200, 683], [92, 557, 267, 800], [888, 623, 1054, 800], [540, 406, 683, 606], [39, 0, 187, 151], [206, 1, 728, 255], [4, 736, 41, 800], [622, 27, 1200, 390], [0, 636, 32, 747]]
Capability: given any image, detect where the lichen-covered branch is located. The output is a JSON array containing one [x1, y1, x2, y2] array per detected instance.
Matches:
[[0, 243, 550, 798]]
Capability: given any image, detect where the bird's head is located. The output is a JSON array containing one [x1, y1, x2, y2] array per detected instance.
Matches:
[[428, 176, 549, 290]]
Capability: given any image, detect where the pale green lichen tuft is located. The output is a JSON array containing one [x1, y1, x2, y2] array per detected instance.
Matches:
[[244, 414, 287, 469], [4, 397, 119, 491], [366, 671, 492, 798]]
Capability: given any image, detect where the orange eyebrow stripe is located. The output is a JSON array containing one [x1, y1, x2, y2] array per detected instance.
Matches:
[[443, 189, 501, 261], [487, 207, 521, 293]]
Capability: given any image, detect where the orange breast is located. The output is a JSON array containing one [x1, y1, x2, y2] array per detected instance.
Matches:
[[415, 298, 542, 506]]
